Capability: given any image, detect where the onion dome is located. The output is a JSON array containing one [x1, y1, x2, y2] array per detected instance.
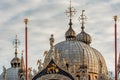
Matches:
[[65, 0, 76, 41], [10, 55, 21, 68], [76, 10, 92, 45], [76, 30, 92, 45], [10, 35, 21, 68], [65, 19, 76, 41]]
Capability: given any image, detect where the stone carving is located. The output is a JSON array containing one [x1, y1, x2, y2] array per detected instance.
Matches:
[[47, 64, 59, 74], [37, 59, 43, 71]]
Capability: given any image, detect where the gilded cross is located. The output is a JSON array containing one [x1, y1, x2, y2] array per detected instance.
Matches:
[[65, 0, 76, 19], [78, 10, 87, 30]]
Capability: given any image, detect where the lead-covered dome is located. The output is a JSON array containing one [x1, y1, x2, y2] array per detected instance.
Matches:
[[0, 68, 19, 80], [54, 40, 107, 74]]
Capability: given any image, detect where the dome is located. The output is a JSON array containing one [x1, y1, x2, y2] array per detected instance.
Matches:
[[0, 68, 19, 80], [10, 57, 21, 68], [54, 40, 107, 74], [65, 26, 76, 39], [65, 19, 76, 41], [11, 57, 21, 63], [76, 31, 92, 45]]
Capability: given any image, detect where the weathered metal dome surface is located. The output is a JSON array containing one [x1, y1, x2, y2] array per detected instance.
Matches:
[[54, 40, 107, 74], [0, 68, 19, 80]]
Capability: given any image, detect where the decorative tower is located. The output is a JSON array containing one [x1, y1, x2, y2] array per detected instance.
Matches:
[[65, 0, 76, 41], [76, 10, 92, 45], [10, 35, 21, 68]]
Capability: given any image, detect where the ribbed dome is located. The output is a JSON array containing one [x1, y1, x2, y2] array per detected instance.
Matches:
[[54, 40, 107, 74], [76, 31, 92, 45], [0, 68, 19, 80]]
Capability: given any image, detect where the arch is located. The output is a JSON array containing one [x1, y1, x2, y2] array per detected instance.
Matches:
[[32, 59, 74, 80]]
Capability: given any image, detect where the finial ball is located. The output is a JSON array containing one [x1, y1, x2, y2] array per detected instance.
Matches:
[[114, 15, 118, 21], [24, 18, 28, 25]]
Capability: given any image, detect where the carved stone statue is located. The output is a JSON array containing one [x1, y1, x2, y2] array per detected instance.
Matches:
[[37, 59, 42, 71], [28, 67, 32, 80], [49, 34, 54, 49], [3, 66, 6, 80], [44, 51, 48, 57], [33, 69, 37, 75]]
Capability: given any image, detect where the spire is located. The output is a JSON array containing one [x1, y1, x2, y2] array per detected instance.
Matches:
[[65, 0, 76, 41], [20, 51, 25, 72], [78, 10, 87, 31], [13, 35, 20, 57]]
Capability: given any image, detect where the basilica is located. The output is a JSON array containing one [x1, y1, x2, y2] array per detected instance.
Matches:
[[0, 1, 116, 80]]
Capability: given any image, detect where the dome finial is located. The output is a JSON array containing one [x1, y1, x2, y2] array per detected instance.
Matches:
[[13, 35, 20, 57], [65, 0, 76, 41], [78, 10, 87, 31]]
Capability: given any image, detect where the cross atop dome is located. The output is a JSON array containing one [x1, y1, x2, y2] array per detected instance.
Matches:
[[13, 35, 20, 57], [65, 0, 76, 19], [78, 10, 87, 31], [65, 0, 76, 41]]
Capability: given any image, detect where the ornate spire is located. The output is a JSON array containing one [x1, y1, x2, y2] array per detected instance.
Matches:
[[13, 35, 20, 57], [65, 0, 76, 41], [78, 10, 87, 31], [20, 50, 25, 72]]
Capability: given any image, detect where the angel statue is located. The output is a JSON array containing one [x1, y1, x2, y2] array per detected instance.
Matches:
[[3, 66, 7, 80]]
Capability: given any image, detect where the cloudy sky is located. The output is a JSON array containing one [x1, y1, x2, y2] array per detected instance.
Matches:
[[0, 0, 120, 75]]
